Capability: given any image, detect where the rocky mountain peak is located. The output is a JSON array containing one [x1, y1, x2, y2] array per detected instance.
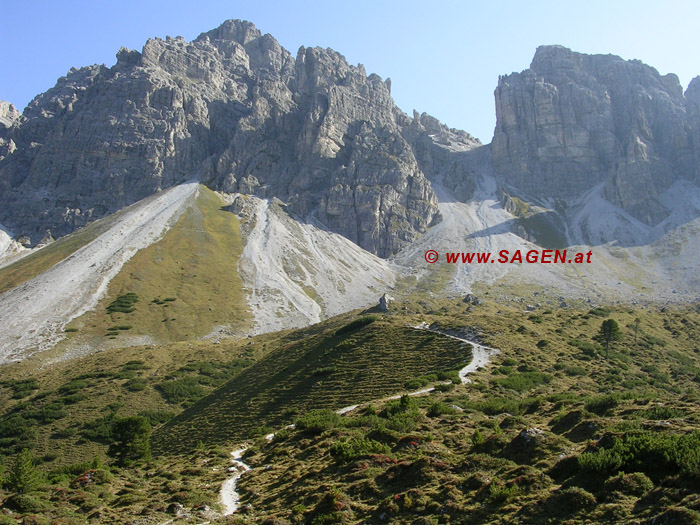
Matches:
[[492, 45, 699, 226], [197, 19, 262, 46], [0, 20, 444, 257], [530, 44, 577, 72]]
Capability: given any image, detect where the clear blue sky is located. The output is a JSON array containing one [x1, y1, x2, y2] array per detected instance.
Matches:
[[1, 0, 698, 142]]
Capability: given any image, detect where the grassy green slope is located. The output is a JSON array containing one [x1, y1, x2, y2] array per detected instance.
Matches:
[[152, 311, 471, 454], [231, 300, 700, 524], [2, 298, 700, 523], [63, 186, 250, 346]]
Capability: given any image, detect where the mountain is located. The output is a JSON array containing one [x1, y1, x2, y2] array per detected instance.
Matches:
[[1, 22, 700, 364], [0, 20, 482, 258], [3, 18, 700, 525], [491, 45, 700, 229]]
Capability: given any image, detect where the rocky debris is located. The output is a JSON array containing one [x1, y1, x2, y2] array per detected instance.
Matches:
[[0, 19, 445, 257], [379, 292, 393, 311], [463, 293, 480, 305], [37, 230, 54, 247], [517, 427, 546, 445], [166, 502, 187, 517], [228, 194, 247, 215], [491, 45, 700, 227]]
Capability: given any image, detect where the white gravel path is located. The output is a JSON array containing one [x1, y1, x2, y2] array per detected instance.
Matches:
[[220, 448, 251, 516]]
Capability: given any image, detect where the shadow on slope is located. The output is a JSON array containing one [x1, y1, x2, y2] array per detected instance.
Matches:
[[151, 312, 470, 454]]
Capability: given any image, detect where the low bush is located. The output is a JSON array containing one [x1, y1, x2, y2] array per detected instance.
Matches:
[[157, 377, 206, 405], [106, 292, 139, 314], [578, 431, 700, 478], [295, 410, 341, 433], [556, 486, 596, 509], [427, 402, 457, 417], [125, 378, 148, 392], [494, 372, 552, 392], [603, 471, 654, 497], [330, 437, 389, 462]]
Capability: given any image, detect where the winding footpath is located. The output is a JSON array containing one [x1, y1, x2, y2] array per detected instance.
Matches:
[[219, 448, 251, 515], [218, 323, 499, 516]]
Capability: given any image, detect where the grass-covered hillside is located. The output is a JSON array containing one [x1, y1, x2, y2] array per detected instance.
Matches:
[[232, 300, 700, 524], [152, 313, 471, 453], [63, 186, 251, 346], [1, 297, 700, 523]]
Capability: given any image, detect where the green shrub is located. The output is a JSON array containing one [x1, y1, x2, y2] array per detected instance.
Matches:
[[494, 372, 552, 392], [585, 394, 619, 415], [556, 486, 596, 509], [578, 431, 700, 477], [466, 396, 542, 416], [563, 366, 587, 376], [603, 471, 654, 497], [330, 437, 389, 462], [125, 378, 148, 392], [427, 402, 457, 417], [642, 406, 684, 420], [489, 481, 518, 503], [2, 379, 39, 399], [569, 339, 602, 357], [137, 410, 176, 426], [157, 377, 206, 404], [106, 292, 139, 314], [437, 370, 461, 384], [5, 493, 49, 513], [58, 379, 89, 395], [82, 415, 116, 443], [121, 360, 148, 371], [63, 392, 87, 404], [312, 366, 337, 376], [295, 410, 341, 433]]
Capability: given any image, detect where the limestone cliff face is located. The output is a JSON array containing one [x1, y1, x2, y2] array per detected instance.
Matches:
[[0, 20, 442, 257], [492, 45, 699, 225], [0, 101, 21, 162]]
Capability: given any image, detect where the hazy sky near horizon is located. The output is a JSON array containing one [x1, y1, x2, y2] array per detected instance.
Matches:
[[1, 0, 698, 142]]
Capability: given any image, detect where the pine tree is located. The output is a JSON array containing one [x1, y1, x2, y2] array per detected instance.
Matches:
[[597, 319, 622, 359], [6, 449, 41, 494], [108, 416, 152, 465]]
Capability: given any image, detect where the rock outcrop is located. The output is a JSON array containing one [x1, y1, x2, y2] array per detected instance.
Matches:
[[0, 20, 447, 257], [492, 45, 700, 225], [0, 101, 21, 162]]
